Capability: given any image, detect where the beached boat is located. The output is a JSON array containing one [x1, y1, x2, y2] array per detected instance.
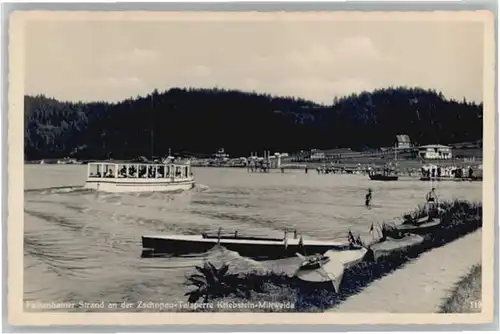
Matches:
[[367, 234, 424, 261], [294, 248, 368, 292], [395, 218, 441, 235], [84, 161, 195, 193], [141, 231, 362, 260]]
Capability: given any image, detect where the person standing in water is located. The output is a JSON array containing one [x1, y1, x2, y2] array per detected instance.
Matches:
[[425, 187, 438, 218], [365, 188, 373, 208], [426, 187, 438, 203]]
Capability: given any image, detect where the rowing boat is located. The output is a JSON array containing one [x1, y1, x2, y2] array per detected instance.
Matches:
[[367, 234, 424, 261], [294, 248, 368, 292], [141, 232, 359, 260], [395, 218, 442, 235]]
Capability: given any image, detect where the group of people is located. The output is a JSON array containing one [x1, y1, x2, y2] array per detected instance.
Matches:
[[421, 165, 476, 179]]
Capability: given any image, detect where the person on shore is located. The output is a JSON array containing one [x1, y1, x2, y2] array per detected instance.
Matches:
[[365, 188, 372, 208]]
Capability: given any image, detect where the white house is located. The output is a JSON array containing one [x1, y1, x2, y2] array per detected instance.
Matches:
[[310, 149, 326, 161], [418, 144, 453, 160], [396, 134, 411, 149]]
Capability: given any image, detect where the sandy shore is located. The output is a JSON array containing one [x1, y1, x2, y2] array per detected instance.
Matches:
[[331, 229, 482, 313]]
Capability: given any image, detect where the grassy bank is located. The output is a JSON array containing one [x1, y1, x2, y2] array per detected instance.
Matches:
[[439, 264, 482, 313], [183, 200, 482, 312]]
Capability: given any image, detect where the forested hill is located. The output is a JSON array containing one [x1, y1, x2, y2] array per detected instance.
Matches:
[[24, 87, 483, 160]]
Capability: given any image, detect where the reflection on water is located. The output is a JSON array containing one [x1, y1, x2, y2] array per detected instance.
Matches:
[[24, 165, 481, 308]]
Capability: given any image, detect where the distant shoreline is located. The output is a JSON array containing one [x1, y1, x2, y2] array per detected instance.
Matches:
[[25, 158, 482, 167]]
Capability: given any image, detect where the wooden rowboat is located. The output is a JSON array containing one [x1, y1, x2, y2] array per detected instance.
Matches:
[[367, 234, 424, 261], [141, 231, 359, 260], [294, 248, 368, 292]]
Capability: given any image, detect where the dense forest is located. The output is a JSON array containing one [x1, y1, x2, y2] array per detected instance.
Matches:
[[24, 87, 483, 160]]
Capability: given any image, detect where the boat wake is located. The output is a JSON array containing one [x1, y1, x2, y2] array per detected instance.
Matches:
[[194, 184, 210, 192], [25, 186, 91, 195]]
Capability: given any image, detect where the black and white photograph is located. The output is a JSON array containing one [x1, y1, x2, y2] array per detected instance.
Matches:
[[6, 9, 495, 325]]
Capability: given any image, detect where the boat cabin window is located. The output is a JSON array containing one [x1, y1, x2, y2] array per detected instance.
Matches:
[[88, 163, 115, 178], [157, 166, 165, 178], [126, 165, 134, 178], [138, 165, 147, 178], [118, 165, 127, 178]]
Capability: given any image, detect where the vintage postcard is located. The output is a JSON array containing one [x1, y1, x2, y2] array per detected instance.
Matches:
[[7, 10, 496, 327]]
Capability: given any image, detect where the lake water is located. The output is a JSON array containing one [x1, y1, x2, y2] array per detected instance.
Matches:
[[24, 165, 482, 311]]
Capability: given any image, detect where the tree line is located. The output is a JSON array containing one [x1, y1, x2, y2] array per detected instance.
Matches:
[[24, 86, 483, 160]]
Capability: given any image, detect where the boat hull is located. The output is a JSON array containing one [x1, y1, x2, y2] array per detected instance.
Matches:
[[369, 174, 399, 181], [294, 248, 368, 292], [395, 219, 441, 235], [84, 178, 195, 193], [141, 234, 358, 260], [367, 234, 424, 261]]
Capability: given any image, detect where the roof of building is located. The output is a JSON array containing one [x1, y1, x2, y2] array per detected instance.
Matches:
[[396, 134, 411, 143], [418, 144, 451, 149], [315, 148, 353, 154]]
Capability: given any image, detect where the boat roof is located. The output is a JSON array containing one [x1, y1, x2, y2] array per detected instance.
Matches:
[[418, 144, 451, 149], [87, 160, 189, 165]]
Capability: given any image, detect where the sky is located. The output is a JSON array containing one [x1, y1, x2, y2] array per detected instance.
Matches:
[[23, 14, 485, 105]]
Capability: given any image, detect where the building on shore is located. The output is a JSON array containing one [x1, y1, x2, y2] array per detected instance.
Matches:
[[418, 144, 453, 160], [396, 134, 412, 150], [214, 148, 230, 161], [310, 149, 326, 161]]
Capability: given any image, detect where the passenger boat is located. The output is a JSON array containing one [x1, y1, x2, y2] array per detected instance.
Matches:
[[368, 168, 399, 181], [369, 172, 399, 181], [294, 248, 368, 292], [369, 145, 400, 181], [141, 230, 362, 260], [84, 161, 195, 193]]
